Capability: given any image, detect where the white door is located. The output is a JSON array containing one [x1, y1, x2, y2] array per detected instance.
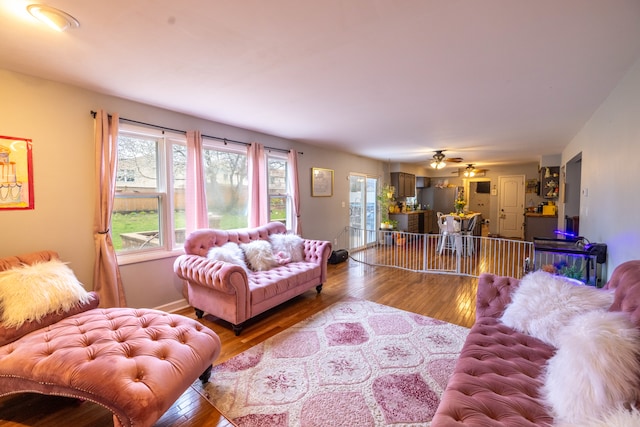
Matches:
[[498, 175, 525, 239]]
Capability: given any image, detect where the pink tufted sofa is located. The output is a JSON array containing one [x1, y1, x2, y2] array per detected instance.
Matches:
[[174, 222, 332, 335], [0, 250, 222, 427], [432, 260, 640, 426]]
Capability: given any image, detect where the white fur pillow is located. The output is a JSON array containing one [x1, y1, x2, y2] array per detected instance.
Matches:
[[543, 310, 640, 424], [500, 271, 614, 347], [0, 260, 91, 328], [207, 242, 248, 271], [554, 406, 640, 427], [269, 233, 305, 263], [240, 240, 278, 271]]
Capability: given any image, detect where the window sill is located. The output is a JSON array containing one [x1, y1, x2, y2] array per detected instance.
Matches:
[[117, 248, 184, 266]]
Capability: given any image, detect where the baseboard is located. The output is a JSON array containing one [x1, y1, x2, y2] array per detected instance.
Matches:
[[154, 298, 190, 313]]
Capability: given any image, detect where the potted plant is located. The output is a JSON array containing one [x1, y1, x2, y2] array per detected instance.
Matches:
[[378, 184, 396, 229]]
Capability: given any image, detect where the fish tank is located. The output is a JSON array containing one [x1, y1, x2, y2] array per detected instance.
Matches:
[[531, 237, 607, 287]]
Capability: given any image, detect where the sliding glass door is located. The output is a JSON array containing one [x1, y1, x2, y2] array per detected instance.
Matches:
[[349, 174, 377, 250]]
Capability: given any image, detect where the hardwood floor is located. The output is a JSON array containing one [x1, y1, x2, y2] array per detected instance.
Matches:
[[0, 259, 478, 427]]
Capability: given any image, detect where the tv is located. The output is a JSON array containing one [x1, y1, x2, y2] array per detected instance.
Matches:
[[476, 182, 490, 194]]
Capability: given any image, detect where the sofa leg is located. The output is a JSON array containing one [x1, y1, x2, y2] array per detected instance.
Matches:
[[194, 308, 204, 319], [199, 365, 212, 384], [316, 284, 323, 293], [232, 323, 243, 336]]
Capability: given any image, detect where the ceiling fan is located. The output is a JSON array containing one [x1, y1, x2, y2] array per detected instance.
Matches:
[[431, 150, 463, 169]]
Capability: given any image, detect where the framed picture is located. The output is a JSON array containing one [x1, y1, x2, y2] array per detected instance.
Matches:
[[0, 135, 34, 210], [311, 167, 334, 197]]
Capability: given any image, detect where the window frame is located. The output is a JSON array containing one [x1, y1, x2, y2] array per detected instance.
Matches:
[[115, 123, 185, 265]]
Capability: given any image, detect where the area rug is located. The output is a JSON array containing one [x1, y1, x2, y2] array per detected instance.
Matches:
[[194, 299, 469, 427]]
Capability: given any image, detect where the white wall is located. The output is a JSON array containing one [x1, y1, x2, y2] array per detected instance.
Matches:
[[0, 68, 382, 308], [562, 56, 640, 276]]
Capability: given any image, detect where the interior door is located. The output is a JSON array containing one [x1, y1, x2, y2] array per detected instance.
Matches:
[[498, 175, 525, 239]]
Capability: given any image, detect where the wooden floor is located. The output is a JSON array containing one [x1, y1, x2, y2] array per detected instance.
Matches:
[[0, 259, 478, 427]]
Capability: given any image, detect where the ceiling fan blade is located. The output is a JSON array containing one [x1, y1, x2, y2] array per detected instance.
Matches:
[[446, 157, 464, 163]]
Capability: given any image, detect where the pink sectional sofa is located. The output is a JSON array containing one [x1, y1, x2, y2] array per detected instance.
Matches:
[[432, 260, 640, 426], [174, 222, 332, 335]]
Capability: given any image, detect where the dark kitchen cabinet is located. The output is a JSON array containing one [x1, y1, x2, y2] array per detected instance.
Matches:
[[391, 172, 416, 198]]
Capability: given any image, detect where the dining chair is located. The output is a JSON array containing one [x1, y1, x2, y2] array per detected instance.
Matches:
[[438, 214, 462, 255], [462, 214, 478, 256]]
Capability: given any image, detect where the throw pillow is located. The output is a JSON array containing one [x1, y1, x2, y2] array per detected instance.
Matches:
[[269, 233, 305, 263], [207, 242, 249, 272], [0, 259, 92, 328], [240, 240, 278, 271], [499, 270, 614, 347], [543, 310, 640, 424]]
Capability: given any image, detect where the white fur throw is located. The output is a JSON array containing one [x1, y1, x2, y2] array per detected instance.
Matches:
[[0, 260, 91, 328], [500, 271, 614, 347], [554, 406, 640, 427], [207, 242, 248, 271], [543, 310, 640, 425], [240, 240, 278, 271], [269, 233, 304, 263]]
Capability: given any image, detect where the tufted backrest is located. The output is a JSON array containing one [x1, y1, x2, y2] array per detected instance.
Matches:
[[475, 273, 521, 320], [183, 222, 287, 257], [606, 260, 640, 327], [0, 250, 59, 272]]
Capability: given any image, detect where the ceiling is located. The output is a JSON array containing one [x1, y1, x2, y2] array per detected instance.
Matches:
[[2, 1, 640, 170]]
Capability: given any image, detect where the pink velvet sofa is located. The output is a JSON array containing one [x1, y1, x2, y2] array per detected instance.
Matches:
[[174, 222, 332, 335], [0, 250, 222, 427], [432, 260, 640, 426]]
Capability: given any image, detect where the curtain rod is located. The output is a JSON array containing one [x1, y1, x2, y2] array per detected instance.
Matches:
[[90, 110, 297, 154]]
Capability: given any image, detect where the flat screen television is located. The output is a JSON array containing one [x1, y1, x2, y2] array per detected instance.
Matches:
[[476, 181, 490, 194]]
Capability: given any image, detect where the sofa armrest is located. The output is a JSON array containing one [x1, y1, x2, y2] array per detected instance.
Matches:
[[174, 255, 249, 295], [475, 273, 521, 320], [303, 239, 332, 282]]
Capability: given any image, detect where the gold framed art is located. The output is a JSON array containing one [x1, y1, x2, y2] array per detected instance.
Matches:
[[311, 167, 334, 197]]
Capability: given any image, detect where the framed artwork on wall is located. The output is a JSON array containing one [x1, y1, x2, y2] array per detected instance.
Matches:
[[311, 167, 333, 197], [0, 135, 34, 210]]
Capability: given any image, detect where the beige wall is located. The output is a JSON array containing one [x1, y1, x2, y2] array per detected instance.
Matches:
[[0, 69, 382, 308]]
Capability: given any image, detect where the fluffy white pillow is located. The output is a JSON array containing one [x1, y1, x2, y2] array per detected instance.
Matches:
[[269, 233, 305, 263], [554, 406, 640, 427], [207, 242, 248, 271], [543, 310, 640, 424], [500, 270, 614, 347], [0, 259, 91, 328], [240, 240, 278, 271]]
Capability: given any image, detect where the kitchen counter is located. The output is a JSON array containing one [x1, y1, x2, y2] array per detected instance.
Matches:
[[524, 213, 558, 241], [389, 210, 436, 233]]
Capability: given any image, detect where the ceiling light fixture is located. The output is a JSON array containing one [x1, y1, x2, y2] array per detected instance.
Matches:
[[464, 164, 476, 177], [27, 4, 80, 32], [430, 150, 446, 169]]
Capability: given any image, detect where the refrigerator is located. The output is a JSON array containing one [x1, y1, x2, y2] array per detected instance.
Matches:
[[419, 186, 462, 214], [419, 186, 462, 233]]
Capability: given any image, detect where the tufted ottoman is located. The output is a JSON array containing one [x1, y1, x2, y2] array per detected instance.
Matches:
[[0, 307, 221, 427]]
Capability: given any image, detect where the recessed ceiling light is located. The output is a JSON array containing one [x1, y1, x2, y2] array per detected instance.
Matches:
[[27, 4, 80, 32]]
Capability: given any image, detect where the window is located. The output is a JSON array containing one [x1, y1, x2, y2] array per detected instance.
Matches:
[[267, 153, 291, 229], [113, 124, 185, 257], [201, 138, 249, 229], [113, 123, 292, 260]]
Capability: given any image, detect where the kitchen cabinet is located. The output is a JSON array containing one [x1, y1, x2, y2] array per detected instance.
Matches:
[[390, 172, 416, 198], [540, 166, 559, 199]]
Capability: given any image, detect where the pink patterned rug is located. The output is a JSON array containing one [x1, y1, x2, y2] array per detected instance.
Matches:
[[194, 299, 469, 426]]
